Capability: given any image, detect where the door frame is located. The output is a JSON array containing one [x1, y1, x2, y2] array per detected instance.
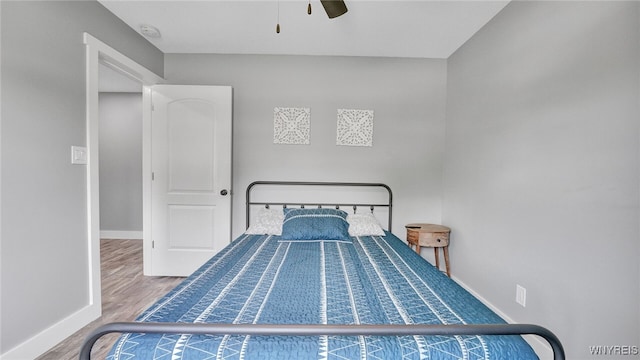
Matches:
[[84, 33, 163, 314]]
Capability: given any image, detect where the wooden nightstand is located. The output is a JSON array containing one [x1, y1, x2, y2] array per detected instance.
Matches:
[[405, 223, 451, 277]]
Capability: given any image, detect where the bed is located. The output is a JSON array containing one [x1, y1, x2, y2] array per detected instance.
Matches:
[[81, 181, 564, 360]]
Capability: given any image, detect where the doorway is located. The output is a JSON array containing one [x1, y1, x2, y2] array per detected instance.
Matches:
[[84, 33, 163, 317], [85, 33, 232, 313], [98, 63, 143, 241]]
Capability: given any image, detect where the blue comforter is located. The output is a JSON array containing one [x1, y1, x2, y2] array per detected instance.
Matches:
[[107, 232, 538, 359]]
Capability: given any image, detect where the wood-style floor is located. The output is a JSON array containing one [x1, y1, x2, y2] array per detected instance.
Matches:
[[37, 239, 184, 360]]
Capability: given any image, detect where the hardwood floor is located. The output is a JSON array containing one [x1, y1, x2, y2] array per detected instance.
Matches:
[[37, 239, 184, 360]]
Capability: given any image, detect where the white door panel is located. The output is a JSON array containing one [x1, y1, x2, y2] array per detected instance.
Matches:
[[168, 205, 215, 249], [150, 85, 232, 276], [168, 99, 215, 191]]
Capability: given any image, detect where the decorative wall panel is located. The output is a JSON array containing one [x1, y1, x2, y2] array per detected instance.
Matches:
[[336, 109, 374, 147], [273, 107, 311, 145]]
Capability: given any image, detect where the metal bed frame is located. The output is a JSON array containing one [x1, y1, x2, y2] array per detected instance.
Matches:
[[79, 181, 565, 360], [246, 180, 393, 230]]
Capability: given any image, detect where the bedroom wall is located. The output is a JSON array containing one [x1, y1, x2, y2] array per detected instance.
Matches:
[[99, 93, 143, 238], [443, 1, 640, 358], [164, 54, 448, 239], [0, 1, 162, 357]]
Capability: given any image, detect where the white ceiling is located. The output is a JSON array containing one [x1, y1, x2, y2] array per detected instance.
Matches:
[[98, 0, 510, 59]]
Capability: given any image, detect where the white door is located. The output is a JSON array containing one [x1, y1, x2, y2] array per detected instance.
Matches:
[[149, 85, 232, 276]]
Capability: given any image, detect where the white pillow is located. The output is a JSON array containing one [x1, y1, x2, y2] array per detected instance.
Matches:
[[347, 213, 385, 236], [246, 207, 284, 235]]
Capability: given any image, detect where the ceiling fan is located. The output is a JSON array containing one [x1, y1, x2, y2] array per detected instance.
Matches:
[[320, 0, 348, 18], [278, 0, 347, 33]]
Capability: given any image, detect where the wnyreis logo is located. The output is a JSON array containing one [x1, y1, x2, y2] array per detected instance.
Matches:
[[589, 345, 639, 356]]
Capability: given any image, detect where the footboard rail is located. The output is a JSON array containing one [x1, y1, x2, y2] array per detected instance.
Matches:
[[80, 322, 564, 360]]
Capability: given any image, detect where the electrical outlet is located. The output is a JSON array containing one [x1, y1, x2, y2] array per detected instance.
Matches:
[[516, 284, 527, 307]]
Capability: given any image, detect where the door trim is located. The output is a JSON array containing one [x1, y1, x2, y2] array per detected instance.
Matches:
[[84, 32, 163, 314]]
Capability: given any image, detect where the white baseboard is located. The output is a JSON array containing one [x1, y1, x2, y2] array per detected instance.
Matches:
[[451, 275, 554, 360], [0, 303, 100, 360], [100, 230, 142, 240]]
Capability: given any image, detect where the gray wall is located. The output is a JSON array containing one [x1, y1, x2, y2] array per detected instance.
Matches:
[[0, 1, 162, 354], [443, 1, 639, 358], [99, 93, 143, 233], [3, 1, 638, 358], [164, 54, 448, 238]]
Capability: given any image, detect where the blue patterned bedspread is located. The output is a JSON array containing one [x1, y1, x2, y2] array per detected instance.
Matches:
[[108, 232, 538, 359]]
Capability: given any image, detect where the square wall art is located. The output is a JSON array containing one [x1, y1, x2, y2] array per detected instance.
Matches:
[[336, 109, 374, 147], [273, 107, 311, 145]]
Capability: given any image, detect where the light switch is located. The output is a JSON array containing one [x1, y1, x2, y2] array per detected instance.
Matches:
[[71, 146, 88, 165]]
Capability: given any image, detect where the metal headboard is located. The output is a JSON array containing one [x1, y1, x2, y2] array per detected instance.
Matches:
[[246, 181, 393, 230]]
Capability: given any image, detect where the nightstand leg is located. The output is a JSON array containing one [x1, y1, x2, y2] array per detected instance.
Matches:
[[415, 244, 420, 254], [443, 246, 451, 277], [434, 248, 440, 270]]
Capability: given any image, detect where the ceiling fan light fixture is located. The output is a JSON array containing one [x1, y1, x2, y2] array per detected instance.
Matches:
[[320, 0, 348, 19], [139, 24, 161, 38]]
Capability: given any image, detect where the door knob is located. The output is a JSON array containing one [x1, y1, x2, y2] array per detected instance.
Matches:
[[220, 189, 229, 196]]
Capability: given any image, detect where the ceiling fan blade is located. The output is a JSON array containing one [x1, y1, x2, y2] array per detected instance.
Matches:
[[320, 0, 348, 19]]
